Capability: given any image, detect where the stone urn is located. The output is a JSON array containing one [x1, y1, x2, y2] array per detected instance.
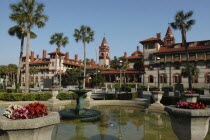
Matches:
[[0, 112, 60, 140], [165, 106, 210, 140], [181, 93, 199, 102], [148, 91, 164, 110], [48, 88, 60, 103]]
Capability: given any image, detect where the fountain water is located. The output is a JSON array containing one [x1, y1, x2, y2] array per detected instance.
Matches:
[[59, 76, 101, 121]]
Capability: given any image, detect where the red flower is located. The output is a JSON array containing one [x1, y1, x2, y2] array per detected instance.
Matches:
[[153, 89, 160, 91], [185, 90, 196, 94], [51, 86, 57, 88]]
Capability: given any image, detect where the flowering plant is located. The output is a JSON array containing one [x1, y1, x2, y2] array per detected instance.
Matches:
[[184, 90, 196, 94], [51, 86, 57, 88], [3, 102, 48, 120], [176, 101, 206, 109], [153, 89, 160, 91]]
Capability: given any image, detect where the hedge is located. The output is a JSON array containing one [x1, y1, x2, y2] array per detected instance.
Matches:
[[0, 92, 51, 101], [94, 92, 138, 100], [56, 92, 77, 100]]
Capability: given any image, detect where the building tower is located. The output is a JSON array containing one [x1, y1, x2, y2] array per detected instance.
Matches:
[[99, 37, 110, 67], [164, 26, 175, 46]]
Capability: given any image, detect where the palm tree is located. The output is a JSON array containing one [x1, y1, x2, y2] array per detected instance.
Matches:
[[29, 66, 39, 86], [8, 25, 37, 87], [10, 0, 48, 93], [170, 10, 195, 90], [181, 63, 199, 81], [73, 25, 94, 88], [49, 33, 69, 90]]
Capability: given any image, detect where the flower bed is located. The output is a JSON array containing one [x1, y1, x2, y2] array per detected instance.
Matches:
[[184, 90, 196, 94], [153, 89, 160, 91], [3, 102, 48, 119], [176, 101, 206, 109]]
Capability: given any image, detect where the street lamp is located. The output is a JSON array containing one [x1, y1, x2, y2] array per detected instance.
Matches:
[[157, 57, 161, 89], [119, 60, 123, 93]]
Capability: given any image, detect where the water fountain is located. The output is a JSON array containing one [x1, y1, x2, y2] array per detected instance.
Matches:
[[59, 76, 101, 121]]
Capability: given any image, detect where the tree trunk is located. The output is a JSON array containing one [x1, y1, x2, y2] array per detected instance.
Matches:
[[182, 28, 192, 90], [59, 47, 62, 91], [17, 34, 24, 85], [25, 29, 31, 93], [83, 42, 86, 89]]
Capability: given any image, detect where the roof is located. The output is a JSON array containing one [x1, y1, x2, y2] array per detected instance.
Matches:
[[165, 26, 173, 36], [140, 37, 161, 43], [101, 37, 108, 46], [48, 50, 65, 56], [154, 45, 210, 54], [132, 50, 144, 55], [101, 70, 144, 74], [30, 61, 51, 64], [127, 55, 144, 59]]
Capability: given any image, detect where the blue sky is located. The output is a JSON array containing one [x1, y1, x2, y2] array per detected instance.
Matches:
[[1, 0, 210, 65]]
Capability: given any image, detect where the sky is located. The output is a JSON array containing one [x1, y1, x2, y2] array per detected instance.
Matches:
[[0, 0, 210, 65]]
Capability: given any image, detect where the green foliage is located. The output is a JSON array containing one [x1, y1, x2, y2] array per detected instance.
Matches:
[[90, 73, 105, 87], [23, 93, 36, 101], [192, 88, 205, 95], [35, 91, 51, 101], [103, 92, 138, 100], [2, 93, 24, 101], [29, 83, 34, 88], [160, 96, 180, 105], [162, 86, 173, 92], [61, 68, 80, 86], [0, 92, 4, 100], [0, 89, 6, 92], [57, 92, 77, 100], [197, 98, 210, 105]]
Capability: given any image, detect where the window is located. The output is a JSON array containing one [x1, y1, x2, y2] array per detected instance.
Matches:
[[189, 53, 196, 56], [160, 74, 167, 83], [52, 62, 54, 66], [207, 62, 210, 69], [149, 65, 153, 70], [147, 43, 154, 49], [40, 76, 44, 82], [206, 75, 210, 83], [148, 75, 154, 83], [35, 76, 38, 83], [160, 63, 165, 70], [173, 73, 182, 83], [174, 62, 180, 70], [30, 76, 34, 83]]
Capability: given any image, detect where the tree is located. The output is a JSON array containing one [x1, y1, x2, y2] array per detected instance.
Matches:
[[10, 0, 48, 93], [50, 33, 69, 90], [61, 68, 81, 86], [73, 25, 94, 88], [110, 57, 120, 69], [7, 64, 18, 85], [90, 73, 105, 87], [181, 63, 199, 78], [29, 66, 39, 86], [8, 24, 37, 91], [170, 10, 195, 90]]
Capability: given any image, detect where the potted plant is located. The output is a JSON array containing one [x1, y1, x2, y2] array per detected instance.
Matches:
[[148, 89, 164, 110], [165, 101, 210, 140], [181, 90, 199, 102], [0, 103, 60, 140]]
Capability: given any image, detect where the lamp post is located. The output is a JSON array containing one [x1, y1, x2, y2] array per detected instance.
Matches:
[[119, 60, 123, 93], [157, 57, 160, 89]]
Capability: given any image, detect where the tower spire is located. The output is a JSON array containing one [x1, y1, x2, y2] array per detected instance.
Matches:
[[164, 26, 175, 46]]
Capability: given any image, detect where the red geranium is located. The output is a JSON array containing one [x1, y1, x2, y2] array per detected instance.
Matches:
[[153, 89, 160, 91], [26, 102, 48, 119], [51, 86, 57, 88], [185, 90, 196, 94], [176, 101, 206, 109]]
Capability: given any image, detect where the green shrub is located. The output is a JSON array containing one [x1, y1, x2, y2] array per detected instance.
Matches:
[[2, 93, 24, 101], [105, 93, 116, 100], [162, 86, 173, 92], [0, 92, 5, 100], [192, 88, 205, 95], [0, 89, 6, 92], [23, 93, 36, 101], [57, 92, 77, 100], [35, 92, 51, 101], [104, 92, 138, 100], [160, 96, 180, 105], [29, 83, 34, 88]]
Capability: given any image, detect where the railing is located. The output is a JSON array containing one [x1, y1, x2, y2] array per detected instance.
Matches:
[[166, 58, 172, 62], [160, 58, 165, 62], [189, 56, 196, 61], [36, 66, 49, 69], [197, 56, 205, 60], [174, 57, 180, 61], [181, 56, 187, 61], [207, 55, 210, 60]]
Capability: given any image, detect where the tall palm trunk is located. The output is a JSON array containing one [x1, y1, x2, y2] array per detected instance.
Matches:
[[25, 29, 31, 93], [182, 28, 192, 90], [83, 42, 86, 88], [59, 47, 62, 91], [16, 34, 24, 92]]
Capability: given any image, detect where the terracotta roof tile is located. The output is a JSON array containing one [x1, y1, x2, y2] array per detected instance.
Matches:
[[140, 37, 160, 43], [30, 61, 51, 64], [127, 55, 144, 59], [48, 51, 65, 56]]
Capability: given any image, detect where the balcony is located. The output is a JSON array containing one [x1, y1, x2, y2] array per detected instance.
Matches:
[[197, 56, 205, 60], [160, 58, 165, 62], [174, 57, 180, 62], [189, 56, 196, 61], [166, 58, 172, 62], [36, 66, 49, 69], [207, 55, 210, 60], [181, 56, 187, 61]]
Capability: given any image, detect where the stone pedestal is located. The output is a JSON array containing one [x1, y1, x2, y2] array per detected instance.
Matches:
[[181, 93, 199, 102], [165, 106, 210, 140], [148, 91, 164, 111], [0, 112, 60, 140], [48, 88, 60, 103]]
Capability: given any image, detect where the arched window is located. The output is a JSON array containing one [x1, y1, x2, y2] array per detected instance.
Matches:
[[22, 77, 24, 82], [40, 76, 44, 82], [192, 76, 198, 83], [35, 76, 38, 83], [160, 74, 167, 83], [30, 76, 34, 82], [173, 73, 182, 83], [205, 73, 210, 83], [148, 75, 154, 83]]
